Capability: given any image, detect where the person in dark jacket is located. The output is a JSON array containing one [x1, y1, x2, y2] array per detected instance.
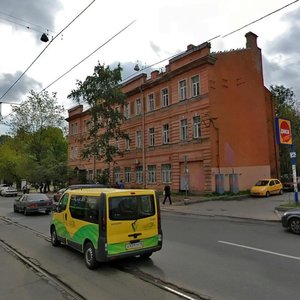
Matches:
[[163, 184, 172, 205]]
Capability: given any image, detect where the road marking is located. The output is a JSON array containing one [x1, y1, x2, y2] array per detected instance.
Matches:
[[219, 240, 300, 261]]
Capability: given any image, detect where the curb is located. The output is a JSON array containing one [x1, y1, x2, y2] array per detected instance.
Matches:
[[168, 194, 250, 206], [160, 208, 281, 222]]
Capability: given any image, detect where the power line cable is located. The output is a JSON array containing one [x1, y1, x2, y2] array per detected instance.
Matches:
[[0, 0, 96, 102], [123, 1, 299, 82], [40, 19, 136, 93], [1, 0, 298, 122], [0, 19, 136, 123], [222, 0, 299, 37], [0, 16, 47, 34], [0, 10, 56, 33]]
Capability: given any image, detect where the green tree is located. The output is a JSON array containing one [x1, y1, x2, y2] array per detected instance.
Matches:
[[1, 90, 68, 188], [0, 137, 21, 184], [68, 63, 128, 182], [9, 89, 66, 134], [270, 85, 300, 177]]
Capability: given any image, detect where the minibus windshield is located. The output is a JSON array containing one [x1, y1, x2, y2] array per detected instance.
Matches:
[[109, 195, 155, 220]]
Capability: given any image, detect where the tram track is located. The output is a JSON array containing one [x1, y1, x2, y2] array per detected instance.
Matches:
[[0, 215, 211, 300]]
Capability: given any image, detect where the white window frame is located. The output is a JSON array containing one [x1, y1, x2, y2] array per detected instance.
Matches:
[[136, 166, 143, 183], [180, 119, 188, 141], [125, 167, 131, 183], [149, 127, 155, 146], [88, 170, 93, 181], [161, 164, 171, 183], [147, 93, 155, 112], [136, 130, 142, 148], [125, 138, 130, 151], [163, 124, 169, 144], [136, 98, 141, 115], [71, 123, 78, 135], [148, 165, 156, 183], [114, 167, 121, 183], [179, 79, 187, 101], [193, 116, 201, 138], [191, 75, 200, 97], [161, 88, 169, 107], [124, 103, 130, 119], [115, 139, 120, 151]]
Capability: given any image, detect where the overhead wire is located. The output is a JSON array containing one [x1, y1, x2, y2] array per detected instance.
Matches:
[[122, 0, 299, 82], [222, 0, 299, 37], [0, 16, 47, 34], [0, 19, 136, 123], [40, 19, 136, 93], [0, 10, 56, 34], [0, 0, 96, 102], [0, 0, 298, 123]]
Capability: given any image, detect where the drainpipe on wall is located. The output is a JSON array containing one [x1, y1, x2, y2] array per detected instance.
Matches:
[[140, 88, 147, 188], [140, 86, 146, 188]]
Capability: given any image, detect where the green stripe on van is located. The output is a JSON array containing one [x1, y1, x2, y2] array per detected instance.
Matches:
[[52, 219, 99, 249], [107, 235, 159, 255]]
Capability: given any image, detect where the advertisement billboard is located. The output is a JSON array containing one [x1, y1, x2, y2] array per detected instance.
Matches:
[[275, 117, 293, 145]]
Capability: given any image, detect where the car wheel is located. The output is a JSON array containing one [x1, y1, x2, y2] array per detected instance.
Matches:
[[84, 242, 98, 270], [13, 205, 18, 213], [288, 218, 300, 234], [51, 228, 61, 246], [265, 191, 270, 197]]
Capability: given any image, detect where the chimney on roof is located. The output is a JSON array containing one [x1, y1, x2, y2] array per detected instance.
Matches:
[[245, 32, 258, 49], [151, 70, 159, 80], [187, 44, 195, 51]]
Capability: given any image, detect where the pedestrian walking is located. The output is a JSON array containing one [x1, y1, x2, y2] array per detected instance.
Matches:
[[22, 184, 27, 194], [119, 180, 125, 189], [163, 184, 172, 205]]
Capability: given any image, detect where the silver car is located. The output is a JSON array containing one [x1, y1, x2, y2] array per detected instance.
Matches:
[[1, 186, 18, 197], [13, 193, 53, 215]]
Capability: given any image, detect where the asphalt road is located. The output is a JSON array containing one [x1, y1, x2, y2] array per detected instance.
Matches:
[[1, 195, 300, 300]]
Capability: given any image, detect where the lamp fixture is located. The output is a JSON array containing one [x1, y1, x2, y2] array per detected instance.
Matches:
[[40, 33, 49, 43]]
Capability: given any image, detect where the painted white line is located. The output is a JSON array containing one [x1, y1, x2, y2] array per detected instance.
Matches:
[[219, 240, 300, 261]]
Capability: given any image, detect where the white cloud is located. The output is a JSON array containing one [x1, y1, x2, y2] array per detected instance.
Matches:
[[0, 0, 299, 133]]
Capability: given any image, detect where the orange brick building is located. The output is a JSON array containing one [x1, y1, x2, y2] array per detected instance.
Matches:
[[66, 32, 279, 193]]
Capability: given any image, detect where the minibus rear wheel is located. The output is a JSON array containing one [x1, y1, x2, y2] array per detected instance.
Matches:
[[84, 242, 98, 270]]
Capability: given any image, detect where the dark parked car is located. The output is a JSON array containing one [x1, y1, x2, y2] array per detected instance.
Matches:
[[282, 179, 300, 192], [13, 193, 53, 215], [281, 209, 300, 234]]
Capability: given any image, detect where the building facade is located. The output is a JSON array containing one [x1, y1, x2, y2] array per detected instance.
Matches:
[[66, 32, 279, 193]]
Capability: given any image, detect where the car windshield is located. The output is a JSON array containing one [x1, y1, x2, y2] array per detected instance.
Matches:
[[255, 180, 269, 186], [109, 195, 155, 220]]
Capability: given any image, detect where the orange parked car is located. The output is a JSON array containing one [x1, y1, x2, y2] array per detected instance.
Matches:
[[250, 179, 283, 197]]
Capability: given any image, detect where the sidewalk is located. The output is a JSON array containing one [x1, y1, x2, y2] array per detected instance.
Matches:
[[160, 193, 296, 221]]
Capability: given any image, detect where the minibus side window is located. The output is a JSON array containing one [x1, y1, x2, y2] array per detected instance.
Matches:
[[69, 195, 99, 224]]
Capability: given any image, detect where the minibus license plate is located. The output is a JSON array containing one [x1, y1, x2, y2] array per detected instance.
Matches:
[[125, 241, 144, 250]]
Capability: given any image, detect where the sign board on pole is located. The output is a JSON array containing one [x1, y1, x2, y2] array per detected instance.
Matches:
[[275, 117, 293, 145]]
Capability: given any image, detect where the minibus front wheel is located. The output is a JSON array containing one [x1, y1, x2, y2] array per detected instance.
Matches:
[[84, 242, 98, 270], [50, 227, 60, 247]]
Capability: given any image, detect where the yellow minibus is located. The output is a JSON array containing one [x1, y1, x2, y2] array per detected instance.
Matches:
[[50, 187, 162, 269]]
